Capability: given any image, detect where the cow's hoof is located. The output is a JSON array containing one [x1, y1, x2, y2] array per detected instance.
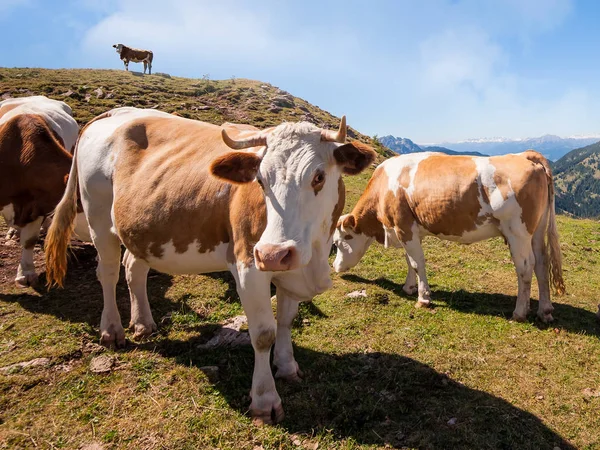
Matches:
[[402, 285, 417, 295], [15, 272, 38, 288], [129, 321, 157, 340], [415, 299, 430, 309], [251, 402, 285, 426], [100, 326, 126, 349], [537, 312, 554, 323], [276, 367, 304, 383], [511, 313, 527, 322]]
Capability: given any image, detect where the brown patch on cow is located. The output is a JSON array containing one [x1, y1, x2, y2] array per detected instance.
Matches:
[[348, 167, 386, 244], [230, 182, 267, 267], [254, 327, 276, 351], [112, 117, 235, 259], [0, 114, 72, 227], [412, 155, 481, 237], [399, 165, 411, 189], [329, 177, 345, 237], [382, 189, 415, 243], [489, 154, 548, 234]]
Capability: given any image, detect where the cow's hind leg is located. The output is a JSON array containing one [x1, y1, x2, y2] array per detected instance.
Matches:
[[533, 211, 554, 322], [123, 249, 156, 339], [15, 217, 43, 287], [143, 61, 148, 74], [233, 266, 283, 425], [504, 225, 535, 322], [402, 252, 418, 295], [90, 221, 125, 348], [273, 290, 303, 382], [403, 236, 431, 308]]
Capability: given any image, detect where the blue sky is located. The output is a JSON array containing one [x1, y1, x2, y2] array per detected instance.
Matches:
[[1, 0, 598, 143]]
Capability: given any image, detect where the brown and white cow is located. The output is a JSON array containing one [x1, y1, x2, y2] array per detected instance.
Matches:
[[45, 107, 376, 424], [333, 151, 565, 323], [113, 44, 153, 74], [0, 96, 89, 287]]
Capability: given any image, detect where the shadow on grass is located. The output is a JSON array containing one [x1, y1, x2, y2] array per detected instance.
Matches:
[[0, 243, 177, 331], [342, 274, 600, 336], [153, 335, 575, 449]]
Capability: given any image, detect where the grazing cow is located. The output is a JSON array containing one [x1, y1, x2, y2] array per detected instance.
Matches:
[[112, 44, 153, 74], [45, 107, 376, 424], [333, 151, 565, 323], [0, 97, 90, 286]]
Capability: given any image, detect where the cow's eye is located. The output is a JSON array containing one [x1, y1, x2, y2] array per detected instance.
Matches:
[[312, 171, 325, 188]]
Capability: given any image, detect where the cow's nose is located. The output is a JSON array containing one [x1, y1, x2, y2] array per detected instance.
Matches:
[[254, 243, 299, 271]]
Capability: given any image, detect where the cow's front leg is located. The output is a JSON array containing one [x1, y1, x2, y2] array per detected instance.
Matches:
[[16, 217, 43, 287], [123, 60, 129, 71], [403, 236, 431, 308], [234, 267, 283, 425], [273, 290, 303, 382], [402, 252, 418, 295]]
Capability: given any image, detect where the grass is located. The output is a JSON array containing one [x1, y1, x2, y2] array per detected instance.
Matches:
[[1, 68, 599, 449]]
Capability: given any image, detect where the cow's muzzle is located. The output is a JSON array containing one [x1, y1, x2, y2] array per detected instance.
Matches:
[[254, 243, 300, 272]]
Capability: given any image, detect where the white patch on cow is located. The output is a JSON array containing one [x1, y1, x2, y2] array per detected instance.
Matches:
[[382, 152, 435, 198], [145, 241, 229, 275], [1, 204, 15, 227], [383, 225, 402, 248], [73, 212, 92, 242]]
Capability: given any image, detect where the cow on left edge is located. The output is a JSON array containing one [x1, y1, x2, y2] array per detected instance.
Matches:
[[0, 95, 90, 287]]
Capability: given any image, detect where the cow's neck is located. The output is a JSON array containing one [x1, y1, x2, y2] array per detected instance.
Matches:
[[353, 192, 385, 244]]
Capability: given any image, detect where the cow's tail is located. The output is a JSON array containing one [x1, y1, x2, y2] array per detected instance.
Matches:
[[45, 111, 112, 287], [524, 150, 565, 295]]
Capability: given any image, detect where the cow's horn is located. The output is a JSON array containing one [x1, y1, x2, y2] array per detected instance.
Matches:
[[321, 115, 347, 143], [221, 129, 267, 150]]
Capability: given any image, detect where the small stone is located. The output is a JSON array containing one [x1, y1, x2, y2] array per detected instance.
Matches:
[[0, 357, 50, 373], [199, 366, 219, 382], [89, 355, 115, 374], [582, 388, 600, 397], [346, 289, 367, 299], [93, 87, 104, 99], [447, 417, 458, 426]]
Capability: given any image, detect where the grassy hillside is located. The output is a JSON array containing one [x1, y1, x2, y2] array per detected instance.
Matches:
[[553, 141, 600, 218], [0, 68, 393, 159], [1, 68, 599, 449]]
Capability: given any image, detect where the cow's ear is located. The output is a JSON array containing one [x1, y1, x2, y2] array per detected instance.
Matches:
[[210, 151, 262, 184], [333, 141, 377, 175], [339, 214, 356, 232]]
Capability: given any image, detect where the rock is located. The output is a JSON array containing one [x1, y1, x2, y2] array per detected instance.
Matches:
[[155, 72, 171, 78], [89, 355, 116, 374], [194, 105, 211, 111], [63, 90, 74, 97], [582, 388, 600, 397], [84, 94, 91, 103], [268, 105, 282, 113], [105, 92, 115, 99], [198, 315, 250, 348], [93, 88, 104, 99], [199, 365, 219, 382], [270, 95, 295, 108], [346, 289, 367, 299], [447, 417, 458, 426], [0, 357, 51, 373]]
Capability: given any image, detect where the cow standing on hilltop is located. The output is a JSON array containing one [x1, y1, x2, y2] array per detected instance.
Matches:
[[0, 96, 90, 287], [112, 44, 153, 75], [333, 151, 565, 323]]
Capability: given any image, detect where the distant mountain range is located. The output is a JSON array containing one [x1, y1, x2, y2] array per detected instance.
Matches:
[[553, 141, 600, 218], [379, 135, 486, 157], [426, 135, 600, 161]]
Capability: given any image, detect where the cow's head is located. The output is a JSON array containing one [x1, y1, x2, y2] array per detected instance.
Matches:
[[332, 213, 374, 272], [210, 117, 376, 272], [112, 44, 123, 54]]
